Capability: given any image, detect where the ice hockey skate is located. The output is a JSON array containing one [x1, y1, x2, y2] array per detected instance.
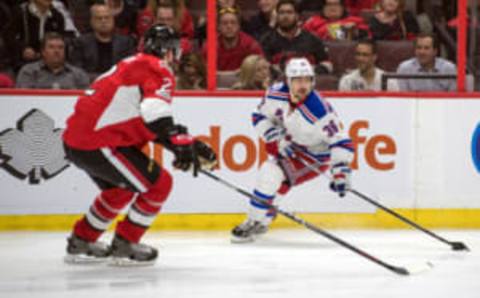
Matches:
[[109, 235, 158, 266], [64, 234, 111, 264], [231, 218, 269, 243]]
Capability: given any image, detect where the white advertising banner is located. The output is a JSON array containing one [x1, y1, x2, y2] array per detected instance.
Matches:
[[415, 100, 480, 208], [0, 94, 478, 215]]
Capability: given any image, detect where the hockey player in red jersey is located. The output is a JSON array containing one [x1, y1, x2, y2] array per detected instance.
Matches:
[[62, 24, 217, 265]]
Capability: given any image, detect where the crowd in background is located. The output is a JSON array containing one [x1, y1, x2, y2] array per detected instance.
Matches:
[[0, 0, 478, 91]]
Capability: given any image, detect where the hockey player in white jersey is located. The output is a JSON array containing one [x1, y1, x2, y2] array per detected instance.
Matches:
[[231, 57, 355, 243]]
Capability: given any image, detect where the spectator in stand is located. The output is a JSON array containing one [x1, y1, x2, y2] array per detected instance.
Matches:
[[52, 0, 79, 37], [218, 0, 236, 8], [260, 0, 332, 74], [303, 0, 371, 41], [69, 3, 136, 81], [339, 40, 399, 91], [3, 0, 65, 71], [137, 0, 193, 39], [209, 6, 264, 71], [16, 32, 89, 89], [65, 0, 91, 34], [195, 0, 246, 45], [103, 0, 140, 37], [369, 0, 419, 40], [396, 33, 456, 92], [0, 5, 13, 76], [300, 0, 379, 16], [0, 73, 14, 88], [137, 3, 192, 55], [243, 0, 278, 41], [344, 0, 379, 16], [232, 55, 271, 90], [176, 53, 206, 90]]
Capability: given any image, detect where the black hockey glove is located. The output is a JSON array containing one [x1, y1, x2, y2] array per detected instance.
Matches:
[[170, 133, 200, 177], [152, 120, 200, 177], [194, 140, 218, 171]]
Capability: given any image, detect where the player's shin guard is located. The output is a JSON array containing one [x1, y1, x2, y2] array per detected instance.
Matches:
[[232, 161, 285, 243], [115, 170, 173, 243], [246, 161, 285, 225], [73, 188, 135, 242], [247, 190, 277, 225]]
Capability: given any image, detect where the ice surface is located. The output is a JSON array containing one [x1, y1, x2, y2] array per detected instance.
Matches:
[[0, 229, 478, 298]]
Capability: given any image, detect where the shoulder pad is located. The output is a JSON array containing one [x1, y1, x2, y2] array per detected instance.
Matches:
[[298, 92, 330, 123], [265, 82, 290, 102]]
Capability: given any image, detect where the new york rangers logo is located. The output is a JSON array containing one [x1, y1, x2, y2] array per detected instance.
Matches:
[[472, 123, 480, 173]]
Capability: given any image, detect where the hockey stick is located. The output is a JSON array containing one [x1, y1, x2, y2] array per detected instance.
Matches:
[[347, 189, 469, 251], [200, 169, 433, 276], [294, 157, 470, 252]]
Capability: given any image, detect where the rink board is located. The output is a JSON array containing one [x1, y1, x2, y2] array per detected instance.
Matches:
[[0, 92, 479, 229]]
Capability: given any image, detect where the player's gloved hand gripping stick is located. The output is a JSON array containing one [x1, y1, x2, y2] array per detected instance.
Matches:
[[151, 119, 217, 177]]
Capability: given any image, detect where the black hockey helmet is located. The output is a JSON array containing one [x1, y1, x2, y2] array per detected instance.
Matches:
[[143, 24, 181, 59]]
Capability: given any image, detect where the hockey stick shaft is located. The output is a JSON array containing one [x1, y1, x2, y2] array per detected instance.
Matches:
[[347, 189, 469, 251], [294, 157, 469, 251], [200, 169, 413, 275]]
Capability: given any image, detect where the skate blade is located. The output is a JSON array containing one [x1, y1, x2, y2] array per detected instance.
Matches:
[[230, 235, 256, 244], [109, 257, 156, 267], [64, 254, 109, 265]]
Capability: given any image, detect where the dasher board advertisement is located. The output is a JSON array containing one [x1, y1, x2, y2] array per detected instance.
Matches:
[[1, 94, 478, 214]]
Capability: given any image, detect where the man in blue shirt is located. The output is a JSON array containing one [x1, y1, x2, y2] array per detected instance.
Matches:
[[396, 33, 457, 92]]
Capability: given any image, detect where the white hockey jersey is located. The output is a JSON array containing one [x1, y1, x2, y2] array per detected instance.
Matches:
[[253, 82, 354, 166]]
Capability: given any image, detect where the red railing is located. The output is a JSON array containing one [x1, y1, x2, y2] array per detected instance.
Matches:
[[457, 0, 467, 92]]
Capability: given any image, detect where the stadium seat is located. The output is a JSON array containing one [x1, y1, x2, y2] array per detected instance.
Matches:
[[315, 74, 339, 91], [217, 71, 239, 89], [376, 40, 415, 72], [324, 41, 357, 76]]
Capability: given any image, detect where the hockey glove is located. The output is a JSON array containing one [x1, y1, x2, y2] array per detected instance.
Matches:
[[194, 140, 218, 171], [265, 137, 295, 158], [330, 163, 351, 197], [170, 133, 200, 177], [263, 126, 285, 143], [264, 126, 294, 158], [161, 124, 200, 177]]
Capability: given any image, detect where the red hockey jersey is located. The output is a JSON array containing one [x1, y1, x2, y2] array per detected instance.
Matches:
[[303, 15, 371, 40], [63, 53, 176, 150]]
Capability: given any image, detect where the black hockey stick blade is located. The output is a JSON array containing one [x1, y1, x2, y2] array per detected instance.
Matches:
[[348, 189, 471, 252], [450, 241, 470, 251]]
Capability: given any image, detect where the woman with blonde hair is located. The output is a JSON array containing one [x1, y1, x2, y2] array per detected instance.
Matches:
[[233, 55, 271, 90], [369, 0, 419, 40]]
